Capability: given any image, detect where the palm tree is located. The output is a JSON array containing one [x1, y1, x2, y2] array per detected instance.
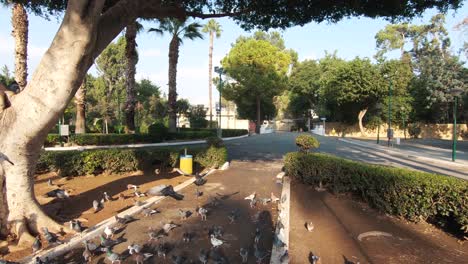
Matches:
[[149, 18, 203, 132], [202, 19, 222, 128], [124, 21, 143, 134], [74, 80, 86, 134], [11, 3, 29, 91]]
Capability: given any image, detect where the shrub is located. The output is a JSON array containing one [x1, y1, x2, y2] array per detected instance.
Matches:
[[295, 134, 320, 152], [408, 124, 421, 139], [37, 145, 227, 176], [206, 136, 224, 148], [148, 122, 169, 139], [284, 152, 468, 237]]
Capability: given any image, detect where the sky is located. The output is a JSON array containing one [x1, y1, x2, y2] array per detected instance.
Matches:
[[0, 4, 466, 106]]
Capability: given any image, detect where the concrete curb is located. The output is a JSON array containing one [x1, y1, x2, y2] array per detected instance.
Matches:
[[270, 175, 291, 264], [44, 134, 249, 152], [338, 138, 468, 169], [22, 168, 219, 264]]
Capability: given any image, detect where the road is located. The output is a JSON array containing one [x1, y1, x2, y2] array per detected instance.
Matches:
[[225, 132, 468, 179]]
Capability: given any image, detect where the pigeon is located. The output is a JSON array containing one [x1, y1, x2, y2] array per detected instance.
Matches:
[[178, 209, 191, 220], [209, 197, 221, 207], [70, 219, 85, 232], [211, 248, 228, 264], [147, 185, 184, 200], [46, 189, 69, 199], [259, 198, 271, 205], [134, 190, 146, 197], [99, 235, 123, 248], [244, 192, 256, 200], [104, 225, 117, 239], [250, 198, 257, 208], [154, 168, 160, 175], [93, 199, 103, 212], [32, 235, 42, 252], [82, 242, 93, 263], [133, 252, 153, 264], [208, 225, 224, 238], [171, 254, 186, 264], [34, 257, 44, 264], [115, 215, 136, 224], [194, 174, 207, 186], [157, 243, 168, 258], [103, 192, 112, 202], [83, 240, 98, 252], [254, 228, 261, 244], [309, 253, 320, 264], [148, 227, 165, 241], [306, 221, 314, 232], [182, 232, 191, 243], [280, 250, 289, 263], [198, 207, 208, 221], [47, 178, 54, 186], [128, 243, 142, 254], [271, 192, 280, 203], [240, 247, 249, 263], [228, 209, 240, 224], [162, 222, 179, 233], [210, 234, 224, 248], [0, 152, 14, 165], [105, 248, 121, 264], [199, 249, 209, 264], [0, 261, 19, 264], [127, 184, 139, 190], [254, 244, 269, 264], [195, 188, 203, 198], [41, 227, 61, 244], [141, 207, 160, 217]]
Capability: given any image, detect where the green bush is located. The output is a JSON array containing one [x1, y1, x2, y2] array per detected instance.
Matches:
[[205, 136, 224, 148], [295, 134, 320, 152], [148, 122, 169, 138], [284, 152, 468, 236], [37, 145, 227, 176], [408, 124, 421, 139]]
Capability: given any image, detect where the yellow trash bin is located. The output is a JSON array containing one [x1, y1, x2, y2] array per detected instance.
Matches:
[[180, 155, 193, 175]]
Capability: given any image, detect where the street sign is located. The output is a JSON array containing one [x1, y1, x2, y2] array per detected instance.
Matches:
[[60, 125, 70, 136]]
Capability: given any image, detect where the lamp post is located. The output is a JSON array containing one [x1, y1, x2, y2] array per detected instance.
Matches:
[[400, 106, 406, 140], [214, 66, 225, 138], [449, 88, 464, 162], [384, 73, 395, 147], [375, 103, 382, 144]]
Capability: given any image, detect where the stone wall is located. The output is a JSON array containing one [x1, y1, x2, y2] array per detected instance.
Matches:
[[324, 122, 467, 140]]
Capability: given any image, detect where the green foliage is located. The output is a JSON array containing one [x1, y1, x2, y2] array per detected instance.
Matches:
[[0, 65, 15, 87], [194, 146, 227, 169], [148, 122, 169, 138], [205, 136, 224, 148], [37, 145, 227, 176], [295, 134, 320, 152], [188, 105, 209, 128], [284, 152, 468, 237]]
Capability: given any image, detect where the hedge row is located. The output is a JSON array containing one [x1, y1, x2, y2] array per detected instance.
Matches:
[[45, 129, 248, 147], [284, 152, 468, 236], [37, 146, 227, 177]]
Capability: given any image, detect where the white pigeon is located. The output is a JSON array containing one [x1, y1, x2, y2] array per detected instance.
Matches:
[[244, 192, 256, 200], [271, 192, 280, 203], [128, 243, 142, 254], [306, 221, 314, 232], [104, 225, 116, 239], [210, 234, 224, 248]]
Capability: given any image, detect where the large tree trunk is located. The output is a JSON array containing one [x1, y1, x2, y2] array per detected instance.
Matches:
[[12, 3, 28, 91], [208, 31, 214, 128], [358, 108, 368, 136], [256, 95, 261, 134], [168, 36, 180, 132], [74, 81, 87, 134], [124, 21, 138, 134], [0, 1, 131, 246]]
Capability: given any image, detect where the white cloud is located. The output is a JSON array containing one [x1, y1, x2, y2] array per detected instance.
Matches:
[[178, 67, 206, 79], [136, 71, 166, 85], [141, 48, 162, 57], [0, 33, 14, 55]]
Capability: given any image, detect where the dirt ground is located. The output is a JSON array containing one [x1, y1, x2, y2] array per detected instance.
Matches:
[[2, 168, 191, 261], [289, 181, 468, 264], [51, 161, 282, 264]]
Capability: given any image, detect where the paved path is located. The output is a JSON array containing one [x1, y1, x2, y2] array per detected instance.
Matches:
[[225, 133, 467, 179]]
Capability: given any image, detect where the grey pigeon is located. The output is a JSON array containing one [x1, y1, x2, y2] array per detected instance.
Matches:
[[115, 215, 136, 224], [249, 198, 257, 208], [157, 243, 168, 258], [83, 240, 98, 252], [34, 257, 44, 264], [280, 250, 289, 263], [208, 225, 224, 238], [46, 189, 69, 199], [99, 235, 123, 248], [199, 249, 209, 264], [211, 249, 228, 264], [194, 174, 207, 186], [141, 207, 160, 217], [162, 222, 179, 233], [195, 188, 203, 198], [228, 209, 240, 224], [103, 192, 112, 202], [82, 243, 93, 263], [210, 234, 224, 248], [254, 228, 261, 244], [171, 254, 186, 264], [240, 247, 249, 263], [148, 227, 165, 241], [105, 248, 121, 264], [254, 244, 269, 264], [32, 235, 41, 252], [132, 252, 153, 264], [178, 209, 191, 220], [0, 260, 19, 264], [182, 232, 192, 243], [128, 243, 142, 254], [0, 152, 14, 165], [92, 199, 103, 212], [309, 252, 320, 264], [198, 207, 208, 221], [41, 227, 61, 244], [147, 185, 184, 200], [70, 219, 85, 232], [259, 198, 271, 205]]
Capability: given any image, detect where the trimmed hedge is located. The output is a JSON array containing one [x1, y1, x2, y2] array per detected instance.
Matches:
[[284, 152, 468, 236], [45, 129, 248, 147], [37, 146, 227, 177], [295, 134, 320, 152]]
